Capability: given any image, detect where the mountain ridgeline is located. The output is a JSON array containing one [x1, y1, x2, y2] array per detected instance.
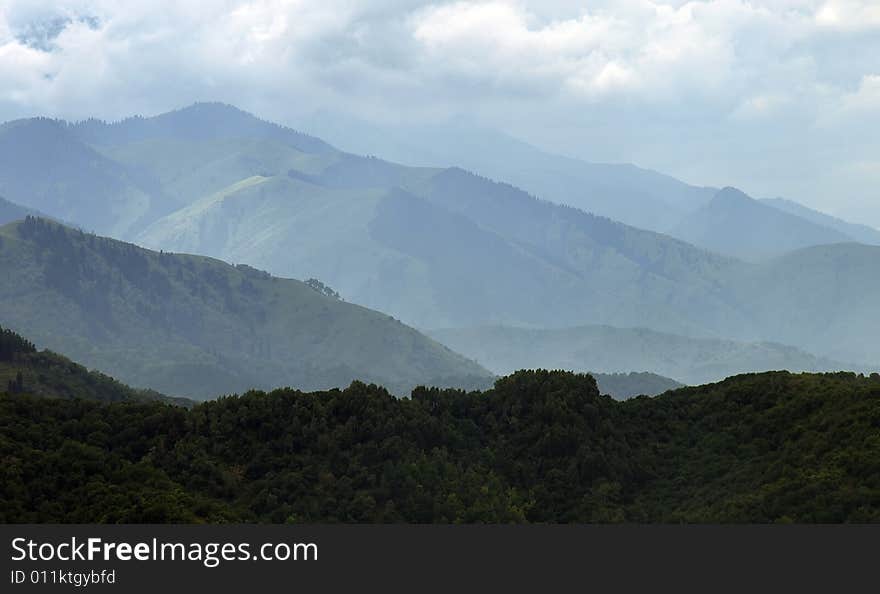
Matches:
[[430, 325, 867, 386], [0, 195, 40, 226], [1, 103, 879, 367], [0, 217, 492, 398], [3, 365, 879, 523], [672, 187, 855, 261]]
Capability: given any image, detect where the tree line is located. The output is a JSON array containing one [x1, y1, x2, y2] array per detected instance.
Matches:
[[2, 365, 879, 523]]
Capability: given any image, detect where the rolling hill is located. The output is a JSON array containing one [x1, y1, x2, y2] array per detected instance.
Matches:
[[0, 217, 492, 398], [429, 324, 868, 386]]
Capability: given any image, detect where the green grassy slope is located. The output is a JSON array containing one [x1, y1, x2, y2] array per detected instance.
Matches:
[[0, 218, 492, 398], [3, 369, 879, 523]]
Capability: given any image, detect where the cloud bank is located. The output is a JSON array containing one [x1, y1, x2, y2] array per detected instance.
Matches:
[[0, 0, 878, 224]]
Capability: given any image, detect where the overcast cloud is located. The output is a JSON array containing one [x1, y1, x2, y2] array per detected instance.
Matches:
[[0, 0, 878, 224]]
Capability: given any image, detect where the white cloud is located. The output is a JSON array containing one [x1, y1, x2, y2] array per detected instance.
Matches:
[[815, 0, 880, 30]]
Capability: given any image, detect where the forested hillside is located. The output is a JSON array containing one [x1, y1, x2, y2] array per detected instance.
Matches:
[[0, 217, 492, 398], [3, 368, 878, 523]]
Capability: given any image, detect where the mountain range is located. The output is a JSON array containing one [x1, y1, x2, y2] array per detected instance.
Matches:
[[0, 103, 878, 373], [300, 113, 880, 250], [299, 114, 718, 233]]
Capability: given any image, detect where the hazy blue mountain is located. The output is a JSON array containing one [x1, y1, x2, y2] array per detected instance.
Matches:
[[761, 197, 880, 245], [0, 118, 163, 236], [429, 325, 867, 386], [300, 113, 717, 233], [137, 161, 748, 335], [590, 371, 683, 399], [671, 187, 853, 261], [0, 218, 492, 399], [4, 103, 880, 366], [303, 114, 877, 256], [71, 103, 348, 226], [728, 242, 880, 365]]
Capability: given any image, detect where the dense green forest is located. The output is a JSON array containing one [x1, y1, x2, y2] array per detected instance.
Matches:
[[2, 324, 878, 523]]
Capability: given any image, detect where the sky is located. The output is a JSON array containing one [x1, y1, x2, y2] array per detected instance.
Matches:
[[1, 0, 878, 225]]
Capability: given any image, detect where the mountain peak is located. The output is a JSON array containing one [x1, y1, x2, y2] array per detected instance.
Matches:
[[163, 101, 257, 124], [69, 101, 335, 156], [713, 186, 753, 204]]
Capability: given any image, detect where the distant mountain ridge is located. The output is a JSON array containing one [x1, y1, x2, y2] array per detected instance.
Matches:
[[0, 118, 159, 236], [761, 197, 880, 246], [302, 112, 880, 253], [0, 217, 493, 398], [590, 371, 683, 399], [430, 324, 870, 386], [299, 113, 718, 233], [1, 104, 879, 365], [672, 187, 854, 261]]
